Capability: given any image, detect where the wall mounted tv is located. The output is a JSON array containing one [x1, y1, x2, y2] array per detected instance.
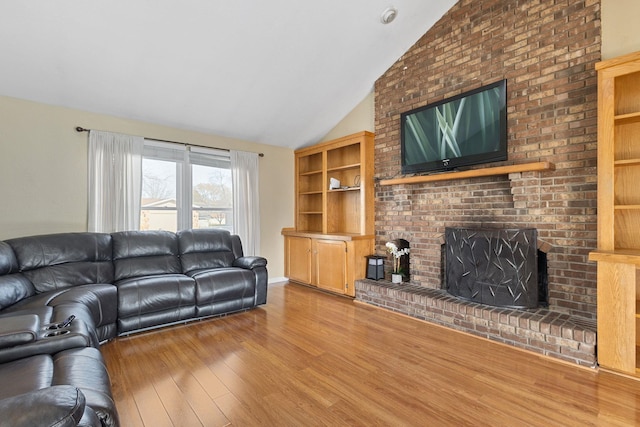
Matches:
[[401, 79, 507, 174]]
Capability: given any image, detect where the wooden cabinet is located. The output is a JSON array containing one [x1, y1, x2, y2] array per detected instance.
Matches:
[[314, 239, 347, 293], [285, 235, 312, 284], [589, 51, 640, 377], [283, 131, 375, 296], [283, 232, 373, 297]]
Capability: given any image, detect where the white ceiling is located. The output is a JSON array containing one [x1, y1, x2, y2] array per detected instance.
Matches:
[[0, 1, 456, 149]]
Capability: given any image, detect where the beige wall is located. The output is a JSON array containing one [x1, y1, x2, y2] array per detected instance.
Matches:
[[0, 95, 293, 278], [320, 91, 374, 143], [601, 0, 640, 59]]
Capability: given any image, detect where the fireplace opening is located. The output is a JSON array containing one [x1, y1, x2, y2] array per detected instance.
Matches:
[[443, 227, 547, 309], [538, 249, 548, 307]]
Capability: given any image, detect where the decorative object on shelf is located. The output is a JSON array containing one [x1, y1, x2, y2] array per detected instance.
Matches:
[[386, 239, 410, 282], [329, 177, 341, 189], [366, 255, 385, 280], [391, 273, 402, 284]]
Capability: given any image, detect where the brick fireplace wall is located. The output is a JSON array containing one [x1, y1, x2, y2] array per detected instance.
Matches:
[[374, 0, 601, 319]]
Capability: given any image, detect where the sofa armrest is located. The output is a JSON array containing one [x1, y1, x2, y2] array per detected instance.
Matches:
[[233, 256, 267, 270], [0, 314, 39, 350], [0, 385, 86, 427]]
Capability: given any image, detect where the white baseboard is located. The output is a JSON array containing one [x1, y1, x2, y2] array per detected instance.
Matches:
[[268, 277, 288, 284]]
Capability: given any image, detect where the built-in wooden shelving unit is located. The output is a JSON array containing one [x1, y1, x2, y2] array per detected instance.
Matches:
[[283, 131, 375, 297], [588, 50, 640, 378]]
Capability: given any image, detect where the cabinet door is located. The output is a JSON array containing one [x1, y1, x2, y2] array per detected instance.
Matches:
[[314, 239, 347, 294], [597, 261, 637, 374], [286, 236, 312, 284]]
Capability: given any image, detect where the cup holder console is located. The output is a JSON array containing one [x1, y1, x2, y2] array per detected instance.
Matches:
[[44, 329, 71, 338], [42, 315, 76, 338]]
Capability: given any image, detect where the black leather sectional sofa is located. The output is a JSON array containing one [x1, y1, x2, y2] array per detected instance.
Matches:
[[0, 228, 268, 427]]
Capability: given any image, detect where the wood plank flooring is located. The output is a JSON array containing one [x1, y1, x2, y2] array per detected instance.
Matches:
[[101, 282, 640, 426]]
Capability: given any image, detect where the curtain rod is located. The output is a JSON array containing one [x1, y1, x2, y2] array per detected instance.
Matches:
[[75, 126, 264, 157]]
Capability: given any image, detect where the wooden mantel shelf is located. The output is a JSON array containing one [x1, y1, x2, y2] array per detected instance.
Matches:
[[379, 161, 555, 186]]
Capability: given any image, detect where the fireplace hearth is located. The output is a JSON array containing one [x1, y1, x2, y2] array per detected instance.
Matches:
[[445, 228, 539, 309]]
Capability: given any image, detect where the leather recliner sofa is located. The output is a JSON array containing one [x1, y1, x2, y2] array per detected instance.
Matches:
[[0, 228, 268, 427]]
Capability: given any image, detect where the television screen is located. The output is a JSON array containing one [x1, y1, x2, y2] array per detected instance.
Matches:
[[401, 79, 507, 174]]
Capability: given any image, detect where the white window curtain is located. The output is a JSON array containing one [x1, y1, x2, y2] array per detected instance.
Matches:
[[88, 130, 144, 232], [231, 150, 260, 256]]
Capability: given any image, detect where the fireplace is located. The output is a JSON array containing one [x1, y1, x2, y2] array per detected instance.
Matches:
[[444, 227, 540, 309]]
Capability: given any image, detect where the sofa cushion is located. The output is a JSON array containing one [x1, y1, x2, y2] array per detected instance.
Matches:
[[0, 353, 55, 397], [0, 274, 35, 311], [0, 347, 119, 427], [188, 268, 256, 317], [51, 348, 118, 427], [116, 273, 196, 334], [0, 348, 119, 427], [112, 230, 182, 280], [0, 385, 87, 427], [0, 241, 19, 275], [6, 233, 114, 293], [116, 274, 196, 317], [46, 284, 118, 330], [0, 314, 39, 350], [178, 229, 236, 273], [0, 241, 36, 310]]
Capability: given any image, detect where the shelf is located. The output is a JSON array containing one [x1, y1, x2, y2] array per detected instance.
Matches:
[[299, 211, 323, 215], [329, 187, 360, 192], [589, 249, 640, 265], [615, 205, 640, 210], [615, 111, 640, 124], [282, 229, 374, 241], [327, 163, 360, 172], [299, 190, 323, 195], [300, 169, 322, 176], [615, 159, 640, 167], [379, 162, 555, 186]]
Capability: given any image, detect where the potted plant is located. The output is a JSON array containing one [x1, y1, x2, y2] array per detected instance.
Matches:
[[386, 241, 409, 283]]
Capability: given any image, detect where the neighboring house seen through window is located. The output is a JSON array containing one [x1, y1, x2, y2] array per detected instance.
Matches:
[[141, 140, 233, 232]]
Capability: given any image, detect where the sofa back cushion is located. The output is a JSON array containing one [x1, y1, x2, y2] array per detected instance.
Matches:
[[0, 242, 35, 310], [177, 229, 236, 274], [6, 233, 114, 294], [112, 230, 182, 280]]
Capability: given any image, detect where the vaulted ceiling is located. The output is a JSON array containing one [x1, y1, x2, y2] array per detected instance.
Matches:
[[0, 1, 456, 149]]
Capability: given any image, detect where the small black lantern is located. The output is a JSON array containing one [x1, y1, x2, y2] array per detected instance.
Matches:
[[366, 255, 385, 280]]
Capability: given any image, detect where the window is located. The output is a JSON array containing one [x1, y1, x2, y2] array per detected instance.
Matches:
[[140, 141, 233, 232]]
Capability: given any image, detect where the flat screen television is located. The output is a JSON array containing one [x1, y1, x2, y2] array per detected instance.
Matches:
[[401, 79, 507, 174]]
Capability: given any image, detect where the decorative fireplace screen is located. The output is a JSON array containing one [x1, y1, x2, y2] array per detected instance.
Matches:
[[445, 227, 539, 309]]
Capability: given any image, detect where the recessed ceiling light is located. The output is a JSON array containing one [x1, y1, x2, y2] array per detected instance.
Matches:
[[380, 6, 398, 24]]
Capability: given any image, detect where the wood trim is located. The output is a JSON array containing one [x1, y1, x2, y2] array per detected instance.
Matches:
[[281, 229, 374, 241], [379, 161, 554, 186], [589, 249, 640, 265]]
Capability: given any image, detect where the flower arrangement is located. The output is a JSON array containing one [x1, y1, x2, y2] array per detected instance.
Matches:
[[385, 241, 410, 275]]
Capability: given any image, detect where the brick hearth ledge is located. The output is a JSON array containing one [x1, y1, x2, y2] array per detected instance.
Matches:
[[355, 279, 596, 367]]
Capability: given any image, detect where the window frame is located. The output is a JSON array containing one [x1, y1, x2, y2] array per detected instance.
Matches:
[[141, 140, 232, 231]]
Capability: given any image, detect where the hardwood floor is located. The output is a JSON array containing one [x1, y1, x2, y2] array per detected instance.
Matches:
[[102, 282, 640, 426]]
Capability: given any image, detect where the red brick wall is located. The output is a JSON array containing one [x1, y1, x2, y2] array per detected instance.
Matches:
[[374, 0, 601, 318]]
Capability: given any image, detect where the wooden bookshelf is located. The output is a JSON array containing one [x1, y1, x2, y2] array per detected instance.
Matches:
[[589, 50, 640, 377], [283, 131, 375, 297]]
